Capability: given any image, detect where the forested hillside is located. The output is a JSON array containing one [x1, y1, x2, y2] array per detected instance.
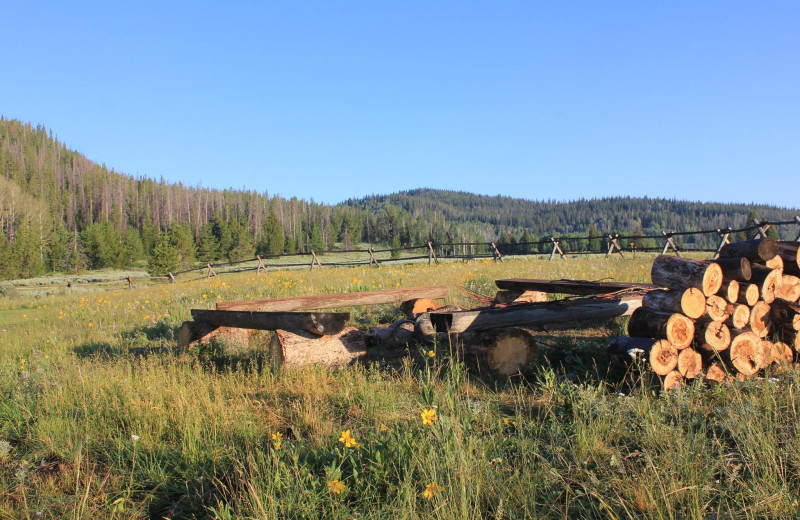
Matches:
[[1, 117, 797, 281]]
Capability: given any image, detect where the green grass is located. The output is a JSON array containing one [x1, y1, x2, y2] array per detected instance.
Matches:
[[1, 255, 799, 518]]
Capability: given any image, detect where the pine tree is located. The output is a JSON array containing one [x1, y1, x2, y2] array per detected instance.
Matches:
[[309, 224, 325, 253], [227, 219, 255, 262], [197, 222, 220, 262], [256, 210, 284, 257], [169, 224, 196, 270], [0, 231, 12, 280], [147, 232, 179, 276], [11, 220, 45, 278]]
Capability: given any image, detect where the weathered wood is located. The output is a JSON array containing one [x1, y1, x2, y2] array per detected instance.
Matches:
[[724, 304, 751, 330], [399, 298, 439, 316], [737, 283, 760, 306], [627, 307, 694, 350], [494, 290, 549, 304], [718, 238, 778, 262], [642, 288, 706, 319], [718, 280, 740, 304], [662, 370, 684, 391], [704, 295, 730, 322], [471, 328, 538, 376], [413, 306, 462, 343], [713, 257, 752, 282], [776, 241, 800, 276], [217, 286, 448, 312], [365, 320, 416, 349], [696, 321, 731, 352], [749, 301, 771, 338], [494, 278, 657, 296], [677, 348, 703, 379], [191, 309, 349, 336], [723, 330, 763, 376], [429, 295, 643, 334], [270, 327, 366, 369], [177, 320, 256, 351], [651, 256, 723, 296], [749, 266, 782, 304]]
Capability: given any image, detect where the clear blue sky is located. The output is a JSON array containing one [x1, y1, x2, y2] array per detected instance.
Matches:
[[3, 1, 798, 207]]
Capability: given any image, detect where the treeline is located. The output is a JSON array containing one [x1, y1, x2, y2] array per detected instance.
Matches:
[[1, 117, 798, 281]]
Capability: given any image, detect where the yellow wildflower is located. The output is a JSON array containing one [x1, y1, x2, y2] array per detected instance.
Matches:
[[427, 350, 435, 358], [338, 429, 357, 448], [421, 408, 437, 426], [327, 479, 347, 495], [379, 423, 389, 432], [423, 482, 444, 500], [271, 432, 283, 450]]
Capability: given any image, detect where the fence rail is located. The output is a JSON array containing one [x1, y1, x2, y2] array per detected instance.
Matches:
[[8, 217, 800, 293]]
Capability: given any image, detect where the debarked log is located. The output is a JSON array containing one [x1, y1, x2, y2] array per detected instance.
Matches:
[[429, 295, 643, 334], [190, 309, 349, 336]]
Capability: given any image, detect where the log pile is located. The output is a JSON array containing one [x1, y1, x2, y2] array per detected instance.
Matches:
[[609, 239, 800, 389]]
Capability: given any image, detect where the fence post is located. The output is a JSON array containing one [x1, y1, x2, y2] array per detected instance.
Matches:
[[795, 216, 800, 241], [752, 218, 770, 239], [661, 231, 681, 257], [713, 228, 731, 259], [127, 276, 133, 290], [606, 234, 625, 258], [256, 255, 266, 274], [428, 242, 438, 265], [206, 263, 217, 278], [310, 251, 323, 270], [369, 247, 379, 267], [490, 242, 503, 262], [549, 238, 565, 260], [168, 273, 176, 283]]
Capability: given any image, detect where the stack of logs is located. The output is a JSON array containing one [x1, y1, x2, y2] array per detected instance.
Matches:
[[609, 239, 800, 389]]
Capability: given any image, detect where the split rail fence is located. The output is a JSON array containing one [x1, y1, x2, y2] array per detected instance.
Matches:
[[11, 217, 800, 292]]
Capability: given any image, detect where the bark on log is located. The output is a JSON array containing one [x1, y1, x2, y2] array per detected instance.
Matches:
[[190, 309, 349, 336], [696, 321, 731, 352], [651, 256, 723, 296], [627, 307, 694, 350], [607, 336, 661, 367], [177, 320, 257, 351], [414, 306, 462, 342], [662, 370, 685, 391], [724, 304, 751, 331], [493, 290, 548, 304], [270, 327, 366, 369], [677, 348, 703, 379], [429, 295, 642, 334], [771, 301, 800, 332], [713, 257, 752, 282], [494, 279, 657, 296], [776, 241, 800, 277], [737, 283, 760, 306], [772, 341, 794, 366], [749, 301, 771, 338], [718, 238, 778, 262], [718, 280, 740, 304], [723, 330, 763, 376], [365, 320, 416, 349], [400, 298, 439, 316], [749, 266, 782, 304], [218, 286, 448, 312], [705, 295, 730, 322], [642, 288, 706, 319]]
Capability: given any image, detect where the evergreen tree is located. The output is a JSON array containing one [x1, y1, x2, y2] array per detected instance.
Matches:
[[47, 223, 70, 272], [197, 222, 220, 262], [122, 228, 145, 266], [169, 223, 196, 270], [211, 213, 232, 258], [147, 232, 179, 276], [65, 229, 88, 274], [256, 210, 284, 257], [284, 235, 297, 254], [309, 223, 325, 253], [588, 224, 602, 252], [0, 231, 12, 279], [227, 219, 255, 262], [11, 220, 45, 278]]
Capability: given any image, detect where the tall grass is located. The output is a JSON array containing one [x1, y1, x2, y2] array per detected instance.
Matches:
[[1, 255, 799, 518]]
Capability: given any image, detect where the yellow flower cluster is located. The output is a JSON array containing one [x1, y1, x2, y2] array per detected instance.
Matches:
[[271, 432, 283, 450], [423, 482, 444, 500], [327, 479, 347, 495], [421, 408, 437, 426]]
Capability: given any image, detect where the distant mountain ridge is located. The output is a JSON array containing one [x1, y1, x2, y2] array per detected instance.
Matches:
[[1, 117, 798, 280]]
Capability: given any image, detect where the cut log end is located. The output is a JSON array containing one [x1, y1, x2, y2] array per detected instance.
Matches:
[[666, 314, 695, 349], [493, 290, 548, 305], [704, 361, 728, 385], [649, 339, 678, 375], [727, 331, 763, 376], [483, 328, 538, 376], [750, 301, 771, 338], [270, 327, 366, 369], [662, 370, 684, 391], [400, 298, 440, 316], [677, 348, 702, 379], [719, 280, 740, 304], [705, 295, 729, 322], [698, 321, 731, 351], [702, 263, 724, 297]]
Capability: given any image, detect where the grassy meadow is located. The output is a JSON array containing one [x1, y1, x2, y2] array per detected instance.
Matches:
[[1, 254, 800, 519]]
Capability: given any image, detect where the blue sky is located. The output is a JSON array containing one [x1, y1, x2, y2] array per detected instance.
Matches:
[[2, 1, 798, 207]]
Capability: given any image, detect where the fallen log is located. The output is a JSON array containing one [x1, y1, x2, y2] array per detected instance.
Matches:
[[365, 320, 416, 349], [776, 241, 800, 276], [642, 288, 706, 319], [677, 348, 703, 379], [719, 238, 778, 263], [190, 309, 349, 336], [399, 298, 439, 316], [429, 295, 643, 334], [464, 328, 538, 376], [494, 278, 657, 296], [713, 257, 752, 282], [723, 330, 763, 377], [718, 280, 740, 304], [217, 286, 448, 312], [651, 256, 723, 296], [627, 307, 695, 349], [270, 327, 366, 369], [749, 301, 771, 338], [177, 321, 257, 351], [493, 290, 548, 304]]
